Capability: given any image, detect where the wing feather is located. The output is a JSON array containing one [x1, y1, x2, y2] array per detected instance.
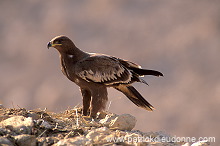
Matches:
[[75, 55, 132, 85]]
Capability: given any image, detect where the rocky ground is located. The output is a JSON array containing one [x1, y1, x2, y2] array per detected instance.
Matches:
[[0, 105, 210, 146]]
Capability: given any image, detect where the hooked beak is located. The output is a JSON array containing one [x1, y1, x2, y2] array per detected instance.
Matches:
[[47, 42, 52, 49], [47, 41, 62, 49]]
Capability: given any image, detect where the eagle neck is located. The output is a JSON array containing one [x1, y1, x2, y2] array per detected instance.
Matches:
[[60, 47, 88, 63]]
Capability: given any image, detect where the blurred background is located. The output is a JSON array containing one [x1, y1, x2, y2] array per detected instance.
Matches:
[[0, 0, 219, 143]]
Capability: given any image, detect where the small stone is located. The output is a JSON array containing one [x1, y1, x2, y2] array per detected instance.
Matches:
[[191, 140, 210, 146], [99, 113, 118, 126], [0, 116, 34, 134], [0, 127, 10, 136], [97, 111, 107, 119], [27, 112, 40, 120], [53, 136, 91, 146], [46, 137, 59, 145], [40, 120, 52, 129], [109, 114, 136, 131], [14, 134, 36, 146], [124, 132, 144, 145], [0, 104, 5, 109], [36, 137, 46, 145], [0, 137, 14, 146], [0, 116, 10, 122], [86, 127, 110, 139], [86, 127, 111, 144]]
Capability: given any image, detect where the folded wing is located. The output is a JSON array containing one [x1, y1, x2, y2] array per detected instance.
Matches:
[[74, 55, 132, 85]]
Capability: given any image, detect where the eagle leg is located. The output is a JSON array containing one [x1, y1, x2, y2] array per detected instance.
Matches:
[[80, 88, 91, 116], [90, 86, 108, 118]]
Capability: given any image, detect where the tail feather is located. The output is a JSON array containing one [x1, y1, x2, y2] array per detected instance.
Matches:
[[114, 85, 154, 111], [117, 58, 163, 77], [130, 67, 163, 77]]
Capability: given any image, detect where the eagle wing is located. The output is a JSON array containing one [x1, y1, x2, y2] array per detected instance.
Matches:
[[74, 55, 132, 85]]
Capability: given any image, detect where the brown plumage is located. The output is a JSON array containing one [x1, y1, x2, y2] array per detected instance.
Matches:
[[47, 35, 163, 118]]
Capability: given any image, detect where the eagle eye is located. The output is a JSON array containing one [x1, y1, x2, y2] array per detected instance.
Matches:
[[55, 40, 62, 44]]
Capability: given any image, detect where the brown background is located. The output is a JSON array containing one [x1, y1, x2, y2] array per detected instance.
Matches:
[[0, 0, 219, 143]]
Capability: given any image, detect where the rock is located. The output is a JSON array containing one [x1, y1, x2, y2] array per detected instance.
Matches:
[[0, 127, 10, 136], [0, 136, 14, 146], [191, 140, 210, 146], [38, 136, 61, 145], [37, 137, 46, 145], [86, 127, 116, 144], [46, 137, 60, 145], [0, 115, 10, 122], [0, 107, 10, 122], [0, 104, 5, 109], [53, 136, 91, 146], [0, 107, 212, 146], [97, 111, 107, 119], [99, 113, 136, 131], [99, 113, 117, 126], [0, 116, 34, 134], [39, 120, 52, 129], [124, 132, 143, 145], [109, 114, 136, 130], [27, 111, 40, 120], [86, 127, 111, 142], [14, 134, 36, 146], [84, 119, 100, 127]]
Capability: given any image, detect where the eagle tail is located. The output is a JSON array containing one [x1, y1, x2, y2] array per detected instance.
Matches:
[[114, 85, 154, 111], [131, 68, 163, 77]]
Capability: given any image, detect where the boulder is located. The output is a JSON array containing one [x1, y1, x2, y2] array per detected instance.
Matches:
[[14, 134, 36, 146], [109, 114, 136, 130], [0, 116, 34, 134]]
